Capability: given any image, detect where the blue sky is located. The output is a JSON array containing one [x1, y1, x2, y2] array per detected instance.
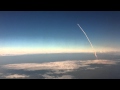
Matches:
[[0, 11, 120, 55]]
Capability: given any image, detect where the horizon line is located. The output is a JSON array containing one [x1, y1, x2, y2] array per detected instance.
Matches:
[[0, 51, 120, 56]]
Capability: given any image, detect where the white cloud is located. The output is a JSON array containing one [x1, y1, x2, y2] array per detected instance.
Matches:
[[4, 74, 29, 79], [2, 60, 89, 71], [86, 67, 99, 70], [79, 60, 118, 65], [1, 60, 119, 79], [41, 74, 73, 79], [2, 60, 88, 78], [2, 60, 119, 72], [55, 75, 73, 79]]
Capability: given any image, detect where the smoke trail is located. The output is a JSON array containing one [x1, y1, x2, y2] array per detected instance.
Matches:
[[77, 24, 98, 59]]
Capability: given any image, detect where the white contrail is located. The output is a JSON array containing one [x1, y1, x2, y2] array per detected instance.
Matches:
[[77, 24, 98, 59]]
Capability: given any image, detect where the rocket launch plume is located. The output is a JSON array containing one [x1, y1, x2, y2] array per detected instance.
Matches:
[[77, 24, 98, 59]]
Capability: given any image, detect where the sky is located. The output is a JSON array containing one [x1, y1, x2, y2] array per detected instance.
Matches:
[[0, 11, 120, 55]]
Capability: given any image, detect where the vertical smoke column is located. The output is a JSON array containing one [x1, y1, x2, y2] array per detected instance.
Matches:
[[77, 24, 98, 59]]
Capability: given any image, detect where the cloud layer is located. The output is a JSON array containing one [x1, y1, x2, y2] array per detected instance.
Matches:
[[4, 74, 29, 79], [2, 60, 118, 71], [1, 59, 119, 79], [41, 74, 73, 79]]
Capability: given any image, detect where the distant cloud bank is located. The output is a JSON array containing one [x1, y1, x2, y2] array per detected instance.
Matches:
[[1, 59, 120, 79], [3, 74, 29, 79], [2, 60, 118, 71]]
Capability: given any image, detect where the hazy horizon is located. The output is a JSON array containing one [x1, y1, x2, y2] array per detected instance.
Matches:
[[1, 11, 120, 55]]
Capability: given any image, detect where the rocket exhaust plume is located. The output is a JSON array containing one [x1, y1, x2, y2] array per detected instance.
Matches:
[[77, 24, 98, 59]]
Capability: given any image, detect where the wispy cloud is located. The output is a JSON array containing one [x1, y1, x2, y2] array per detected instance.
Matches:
[[1, 60, 89, 71], [44, 69, 73, 76], [2, 60, 118, 72], [3, 74, 29, 79], [79, 60, 117, 65], [1, 60, 119, 79], [41, 74, 73, 79], [86, 67, 99, 70]]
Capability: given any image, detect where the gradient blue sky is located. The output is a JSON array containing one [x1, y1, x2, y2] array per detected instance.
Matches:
[[0, 11, 120, 55]]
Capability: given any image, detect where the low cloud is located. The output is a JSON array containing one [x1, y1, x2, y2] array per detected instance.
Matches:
[[86, 67, 99, 70], [80, 60, 117, 65], [41, 74, 73, 79], [2, 60, 89, 71], [1, 59, 119, 79], [3, 74, 29, 79], [1, 59, 119, 78], [45, 70, 73, 75]]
